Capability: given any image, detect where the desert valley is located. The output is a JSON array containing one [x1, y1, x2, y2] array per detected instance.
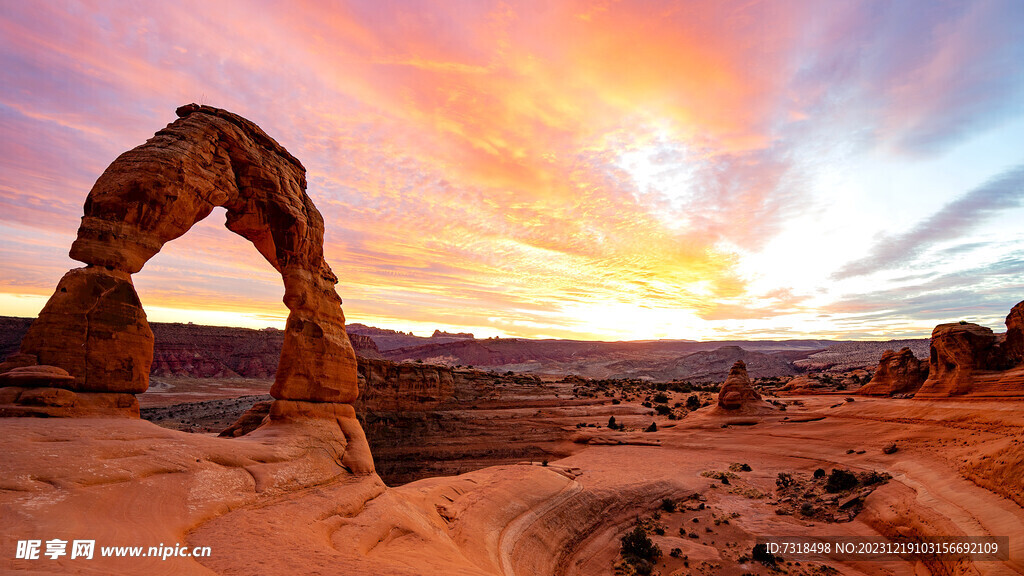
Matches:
[[1, 104, 1022, 576]]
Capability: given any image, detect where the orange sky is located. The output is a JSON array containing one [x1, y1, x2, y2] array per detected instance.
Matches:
[[1, 1, 1023, 340]]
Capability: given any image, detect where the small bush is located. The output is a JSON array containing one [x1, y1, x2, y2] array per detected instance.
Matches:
[[686, 395, 701, 410], [669, 547, 683, 558], [660, 498, 676, 513], [653, 392, 669, 403], [620, 526, 662, 562], [608, 416, 618, 430], [776, 472, 794, 489], [751, 543, 778, 566], [655, 404, 672, 415], [825, 469, 859, 493], [813, 468, 826, 479]]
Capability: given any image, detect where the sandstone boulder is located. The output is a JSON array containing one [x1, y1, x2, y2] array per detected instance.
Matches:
[[219, 401, 272, 438], [857, 348, 927, 396], [0, 365, 75, 387]]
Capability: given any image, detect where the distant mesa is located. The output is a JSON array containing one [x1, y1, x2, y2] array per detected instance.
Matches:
[[856, 347, 927, 397], [431, 329, 474, 339]]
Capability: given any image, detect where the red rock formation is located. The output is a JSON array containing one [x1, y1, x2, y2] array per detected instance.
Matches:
[[19, 267, 153, 393], [717, 360, 763, 410], [1006, 300, 1024, 366], [3, 104, 360, 415], [356, 358, 456, 412], [917, 323, 1002, 397], [857, 348, 927, 396]]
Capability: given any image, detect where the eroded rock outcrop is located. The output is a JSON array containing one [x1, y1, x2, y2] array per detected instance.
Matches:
[[1006, 301, 1024, 366], [1, 105, 361, 426], [716, 360, 764, 410], [915, 306, 1024, 397], [857, 348, 927, 396], [917, 323, 1001, 397]]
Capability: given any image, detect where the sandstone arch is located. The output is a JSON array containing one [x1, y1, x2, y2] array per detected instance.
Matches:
[[9, 104, 358, 410]]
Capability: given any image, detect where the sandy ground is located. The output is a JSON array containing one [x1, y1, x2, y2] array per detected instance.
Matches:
[[1, 395, 1021, 575]]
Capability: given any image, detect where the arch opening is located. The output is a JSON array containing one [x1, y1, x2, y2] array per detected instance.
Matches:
[[5, 105, 359, 413]]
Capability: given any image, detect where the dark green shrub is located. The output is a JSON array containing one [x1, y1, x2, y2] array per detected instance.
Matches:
[[686, 395, 701, 410], [620, 526, 662, 562]]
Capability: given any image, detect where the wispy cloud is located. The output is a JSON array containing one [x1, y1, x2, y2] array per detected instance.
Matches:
[[1, 1, 1023, 339], [834, 163, 1024, 279]]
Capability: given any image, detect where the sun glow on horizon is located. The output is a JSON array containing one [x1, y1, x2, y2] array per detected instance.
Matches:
[[1, 1, 1023, 341]]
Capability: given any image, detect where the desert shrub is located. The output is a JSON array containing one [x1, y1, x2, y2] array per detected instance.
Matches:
[[729, 463, 752, 472], [611, 398, 621, 405], [776, 472, 794, 489], [751, 543, 778, 566], [655, 404, 672, 415], [653, 392, 669, 403], [669, 548, 683, 558], [608, 416, 618, 430], [660, 498, 676, 513], [686, 395, 701, 410], [620, 526, 662, 562], [825, 469, 859, 493], [813, 468, 826, 479], [672, 382, 693, 393]]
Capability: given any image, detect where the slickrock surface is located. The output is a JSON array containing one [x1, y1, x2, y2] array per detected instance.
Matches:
[[4, 395, 1023, 575], [857, 347, 928, 396]]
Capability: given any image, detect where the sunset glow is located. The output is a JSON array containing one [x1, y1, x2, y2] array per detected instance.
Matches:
[[1, 1, 1023, 340]]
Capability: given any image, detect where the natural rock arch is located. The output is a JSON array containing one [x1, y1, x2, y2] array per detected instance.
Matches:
[[11, 104, 358, 408]]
